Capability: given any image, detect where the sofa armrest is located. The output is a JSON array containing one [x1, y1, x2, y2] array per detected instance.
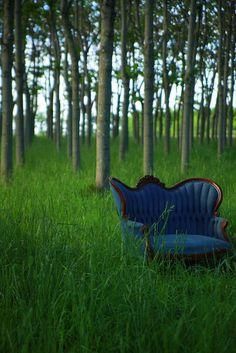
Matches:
[[121, 219, 147, 239], [120, 219, 155, 259], [211, 216, 229, 241]]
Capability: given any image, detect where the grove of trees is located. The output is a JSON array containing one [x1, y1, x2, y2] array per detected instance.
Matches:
[[0, 0, 236, 187]]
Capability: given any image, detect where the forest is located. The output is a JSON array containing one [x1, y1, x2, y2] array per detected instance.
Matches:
[[0, 0, 236, 352]]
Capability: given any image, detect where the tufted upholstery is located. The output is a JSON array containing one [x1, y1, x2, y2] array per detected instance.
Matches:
[[110, 176, 232, 259]]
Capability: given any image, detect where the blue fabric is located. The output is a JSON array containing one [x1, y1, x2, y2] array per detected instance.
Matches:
[[120, 219, 231, 256], [149, 234, 231, 255], [121, 219, 144, 238], [110, 179, 227, 240], [120, 219, 146, 255], [110, 178, 232, 257]]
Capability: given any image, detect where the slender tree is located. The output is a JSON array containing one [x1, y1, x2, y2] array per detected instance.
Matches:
[[1, 0, 14, 182], [119, 0, 130, 161], [28, 34, 40, 143], [46, 49, 54, 140], [112, 76, 121, 138], [143, 0, 154, 175], [24, 76, 32, 148], [77, 1, 96, 146], [205, 68, 216, 144], [63, 46, 72, 158], [49, 2, 61, 151], [181, 0, 197, 173], [228, 4, 236, 146], [222, 3, 231, 147], [189, 3, 202, 147], [0, 84, 2, 140], [15, 0, 25, 166], [162, 0, 171, 156], [217, 0, 224, 156], [96, 0, 116, 189], [61, 0, 80, 171]]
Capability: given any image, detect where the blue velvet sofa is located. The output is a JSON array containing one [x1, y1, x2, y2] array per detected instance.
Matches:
[[109, 175, 232, 261]]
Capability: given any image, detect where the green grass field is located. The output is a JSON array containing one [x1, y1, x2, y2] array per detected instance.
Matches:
[[0, 137, 236, 353]]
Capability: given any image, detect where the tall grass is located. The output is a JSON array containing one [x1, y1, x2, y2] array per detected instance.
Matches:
[[0, 137, 236, 353]]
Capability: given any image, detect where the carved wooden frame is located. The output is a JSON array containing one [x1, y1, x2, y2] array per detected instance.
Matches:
[[109, 175, 230, 255], [110, 175, 223, 217]]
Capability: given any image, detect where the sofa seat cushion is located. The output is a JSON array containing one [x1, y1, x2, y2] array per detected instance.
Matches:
[[149, 234, 232, 256]]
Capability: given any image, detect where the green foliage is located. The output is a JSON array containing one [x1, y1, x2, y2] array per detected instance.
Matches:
[[126, 63, 143, 80], [0, 137, 236, 353]]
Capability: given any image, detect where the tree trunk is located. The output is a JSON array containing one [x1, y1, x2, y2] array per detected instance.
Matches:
[[141, 102, 144, 144], [54, 69, 61, 151], [222, 4, 231, 147], [61, 0, 80, 171], [86, 80, 92, 146], [47, 86, 54, 140], [24, 79, 31, 148], [15, 0, 25, 166], [29, 38, 38, 144], [143, 0, 154, 175], [163, 0, 171, 156], [158, 89, 163, 140], [212, 94, 218, 140], [0, 85, 2, 140], [179, 48, 185, 149], [1, 0, 14, 183], [132, 79, 140, 143], [228, 5, 236, 146], [119, 0, 129, 161], [176, 86, 183, 147], [112, 82, 121, 138], [63, 47, 72, 158], [200, 94, 205, 143], [50, 8, 61, 152], [205, 68, 216, 144], [83, 53, 92, 146], [173, 86, 179, 139], [96, 0, 116, 189], [81, 76, 86, 144], [196, 107, 200, 139], [217, 0, 224, 156], [181, 0, 197, 173], [154, 91, 159, 144], [189, 4, 202, 147], [199, 50, 205, 144], [46, 51, 54, 140], [133, 111, 140, 143]]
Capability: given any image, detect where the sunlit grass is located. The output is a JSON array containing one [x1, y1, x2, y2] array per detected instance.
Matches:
[[0, 136, 236, 353]]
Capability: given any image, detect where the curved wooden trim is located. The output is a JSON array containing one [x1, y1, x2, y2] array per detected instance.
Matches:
[[221, 219, 230, 242], [109, 178, 128, 220], [136, 175, 165, 188]]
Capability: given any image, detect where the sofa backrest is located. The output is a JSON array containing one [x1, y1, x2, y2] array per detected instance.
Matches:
[[110, 176, 222, 236]]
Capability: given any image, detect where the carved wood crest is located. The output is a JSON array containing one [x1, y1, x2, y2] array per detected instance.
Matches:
[[136, 175, 165, 188]]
